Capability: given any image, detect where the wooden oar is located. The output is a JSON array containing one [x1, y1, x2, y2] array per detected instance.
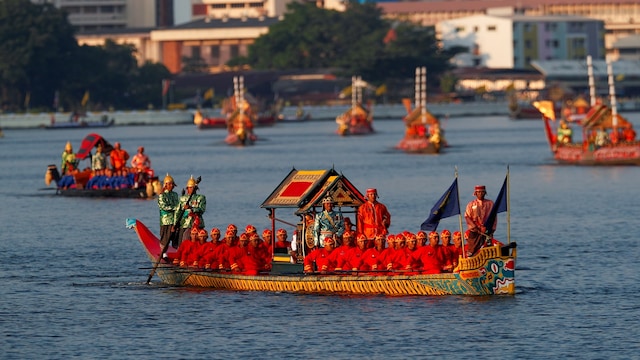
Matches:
[[146, 176, 201, 284]]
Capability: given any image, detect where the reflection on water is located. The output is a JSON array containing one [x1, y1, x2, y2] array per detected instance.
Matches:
[[1, 113, 639, 358]]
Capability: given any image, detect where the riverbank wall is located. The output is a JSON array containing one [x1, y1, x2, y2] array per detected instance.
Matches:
[[1, 101, 514, 129]]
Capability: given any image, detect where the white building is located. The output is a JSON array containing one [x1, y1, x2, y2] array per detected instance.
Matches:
[[440, 14, 605, 69]]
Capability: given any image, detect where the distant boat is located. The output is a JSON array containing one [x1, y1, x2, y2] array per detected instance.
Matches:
[[193, 109, 227, 129], [336, 76, 374, 136], [224, 76, 258, 146], [396, 67, 445, 154], [45, 133, 160, 198], [533, 56, 640, 166], [45, 112, 115, 129]]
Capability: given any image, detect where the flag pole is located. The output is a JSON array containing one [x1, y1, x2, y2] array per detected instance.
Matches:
[[506, 165, 511, 244], [455, 167, 466, 258]]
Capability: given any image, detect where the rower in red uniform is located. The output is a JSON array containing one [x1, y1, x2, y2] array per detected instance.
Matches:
[[330, 231, 355, 270], [304, 237, 336, 273], [362, 234, 387, 271], [173, 227, 198, 267], [186, 228, 209, 267], [417, 231, 443, 274], [344, 233, 369, 271]]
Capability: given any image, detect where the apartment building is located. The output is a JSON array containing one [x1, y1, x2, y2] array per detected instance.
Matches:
[[32, 0, 172, 32], [440, 14, 605, 69], [378, 0, 640, 59]]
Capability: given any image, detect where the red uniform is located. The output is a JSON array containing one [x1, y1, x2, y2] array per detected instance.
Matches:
[[173, 239, 195, 266], [417, 245, 443, 274], [186, 241, 207, 267], [110, 148, 130, 171], [381, 247, 404, 271], [303, 248, 335, 272], [401, 247, 422, 272], [329, 245, 354, 270], [198, 242, 218, 268], [357, 201, 391, 239], [343, 246, 369, 271], [362, 247, 385, 271], [274, 240, 290, 253], [225, 246, 246, 272], [210, 243, 232, 269], [447, 245, 463, 270], [237, 246, 265, 275]]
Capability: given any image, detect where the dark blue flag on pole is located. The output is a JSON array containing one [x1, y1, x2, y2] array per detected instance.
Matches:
[[483, 174, 508, 231], [421, 178, 460, 231]]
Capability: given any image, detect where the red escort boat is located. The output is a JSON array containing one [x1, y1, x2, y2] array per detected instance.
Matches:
[[396, 67, 445, 154], [533, 57, 639, 166], [335, 76, 374, 136]]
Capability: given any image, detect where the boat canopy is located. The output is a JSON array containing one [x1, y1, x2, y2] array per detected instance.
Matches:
[[76, 133, 114, 160], [403, 107, 439, 126], [260, 168, 365, 214], [581, 105, 633, 130]]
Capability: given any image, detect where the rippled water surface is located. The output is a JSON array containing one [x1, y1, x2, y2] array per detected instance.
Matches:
[[1, 112, 639, 359]]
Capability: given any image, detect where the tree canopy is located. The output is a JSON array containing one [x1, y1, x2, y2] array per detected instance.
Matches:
[[0, 0, 171, 112], [244, 2, 460, 89]]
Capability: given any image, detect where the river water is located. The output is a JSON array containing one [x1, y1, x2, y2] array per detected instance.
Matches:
[[1, 113, 639, 359]]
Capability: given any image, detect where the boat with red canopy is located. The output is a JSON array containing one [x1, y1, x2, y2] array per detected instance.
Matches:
[[130, 168, 516, 296], [533, 57, 640, 166], [45, 133, 159, 198]]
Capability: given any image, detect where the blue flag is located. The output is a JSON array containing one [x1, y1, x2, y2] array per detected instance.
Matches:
[[483, 174, 508, 231], [421, 178, 460, 231]]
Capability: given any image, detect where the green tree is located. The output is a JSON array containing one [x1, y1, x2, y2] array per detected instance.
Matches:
[[0, 0, 77, 111], [130, 62, 172, 109], [243, 2, 461, 94]]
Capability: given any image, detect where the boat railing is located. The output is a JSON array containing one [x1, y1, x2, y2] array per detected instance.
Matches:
[[457, 244, 515, 271]]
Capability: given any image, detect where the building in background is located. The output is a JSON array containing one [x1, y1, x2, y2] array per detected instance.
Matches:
[[378, 0, 640, 60], [150, 16, 279, 73], [440, 13, 605, 69], [32, 0, 173, 32]]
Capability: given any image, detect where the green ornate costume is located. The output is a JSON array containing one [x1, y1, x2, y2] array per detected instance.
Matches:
[[61, 151, 77, 174], [158, 189, 179, 226], [175, 193, 206, 229]]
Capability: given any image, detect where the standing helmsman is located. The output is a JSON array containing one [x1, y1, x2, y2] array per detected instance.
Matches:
[[464, 185, 495, 256], [158, 173, 179, 248], [173, 176, 207, 246]]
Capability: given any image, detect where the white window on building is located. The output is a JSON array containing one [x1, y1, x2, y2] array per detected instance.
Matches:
[[487, 25, 496, 31]]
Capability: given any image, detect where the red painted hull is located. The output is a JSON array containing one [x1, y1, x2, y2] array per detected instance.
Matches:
[[197, 117, 227, 129], [396, 137, 441, 154], [552, 143, 640, 165]]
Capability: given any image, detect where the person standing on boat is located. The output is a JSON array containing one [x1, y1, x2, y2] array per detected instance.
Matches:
[[61, 141, 78, 175], [464, 185, 495, 256], [131, 146, 151, 188], [158, 173, 179, 248], [173, 176, 207, 245], [91, 144, 106, 171], [357, 188, 391, 241], [313, 196, 345, 247], [131, 146, 151, 172], [110, 142, 129, 172]]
